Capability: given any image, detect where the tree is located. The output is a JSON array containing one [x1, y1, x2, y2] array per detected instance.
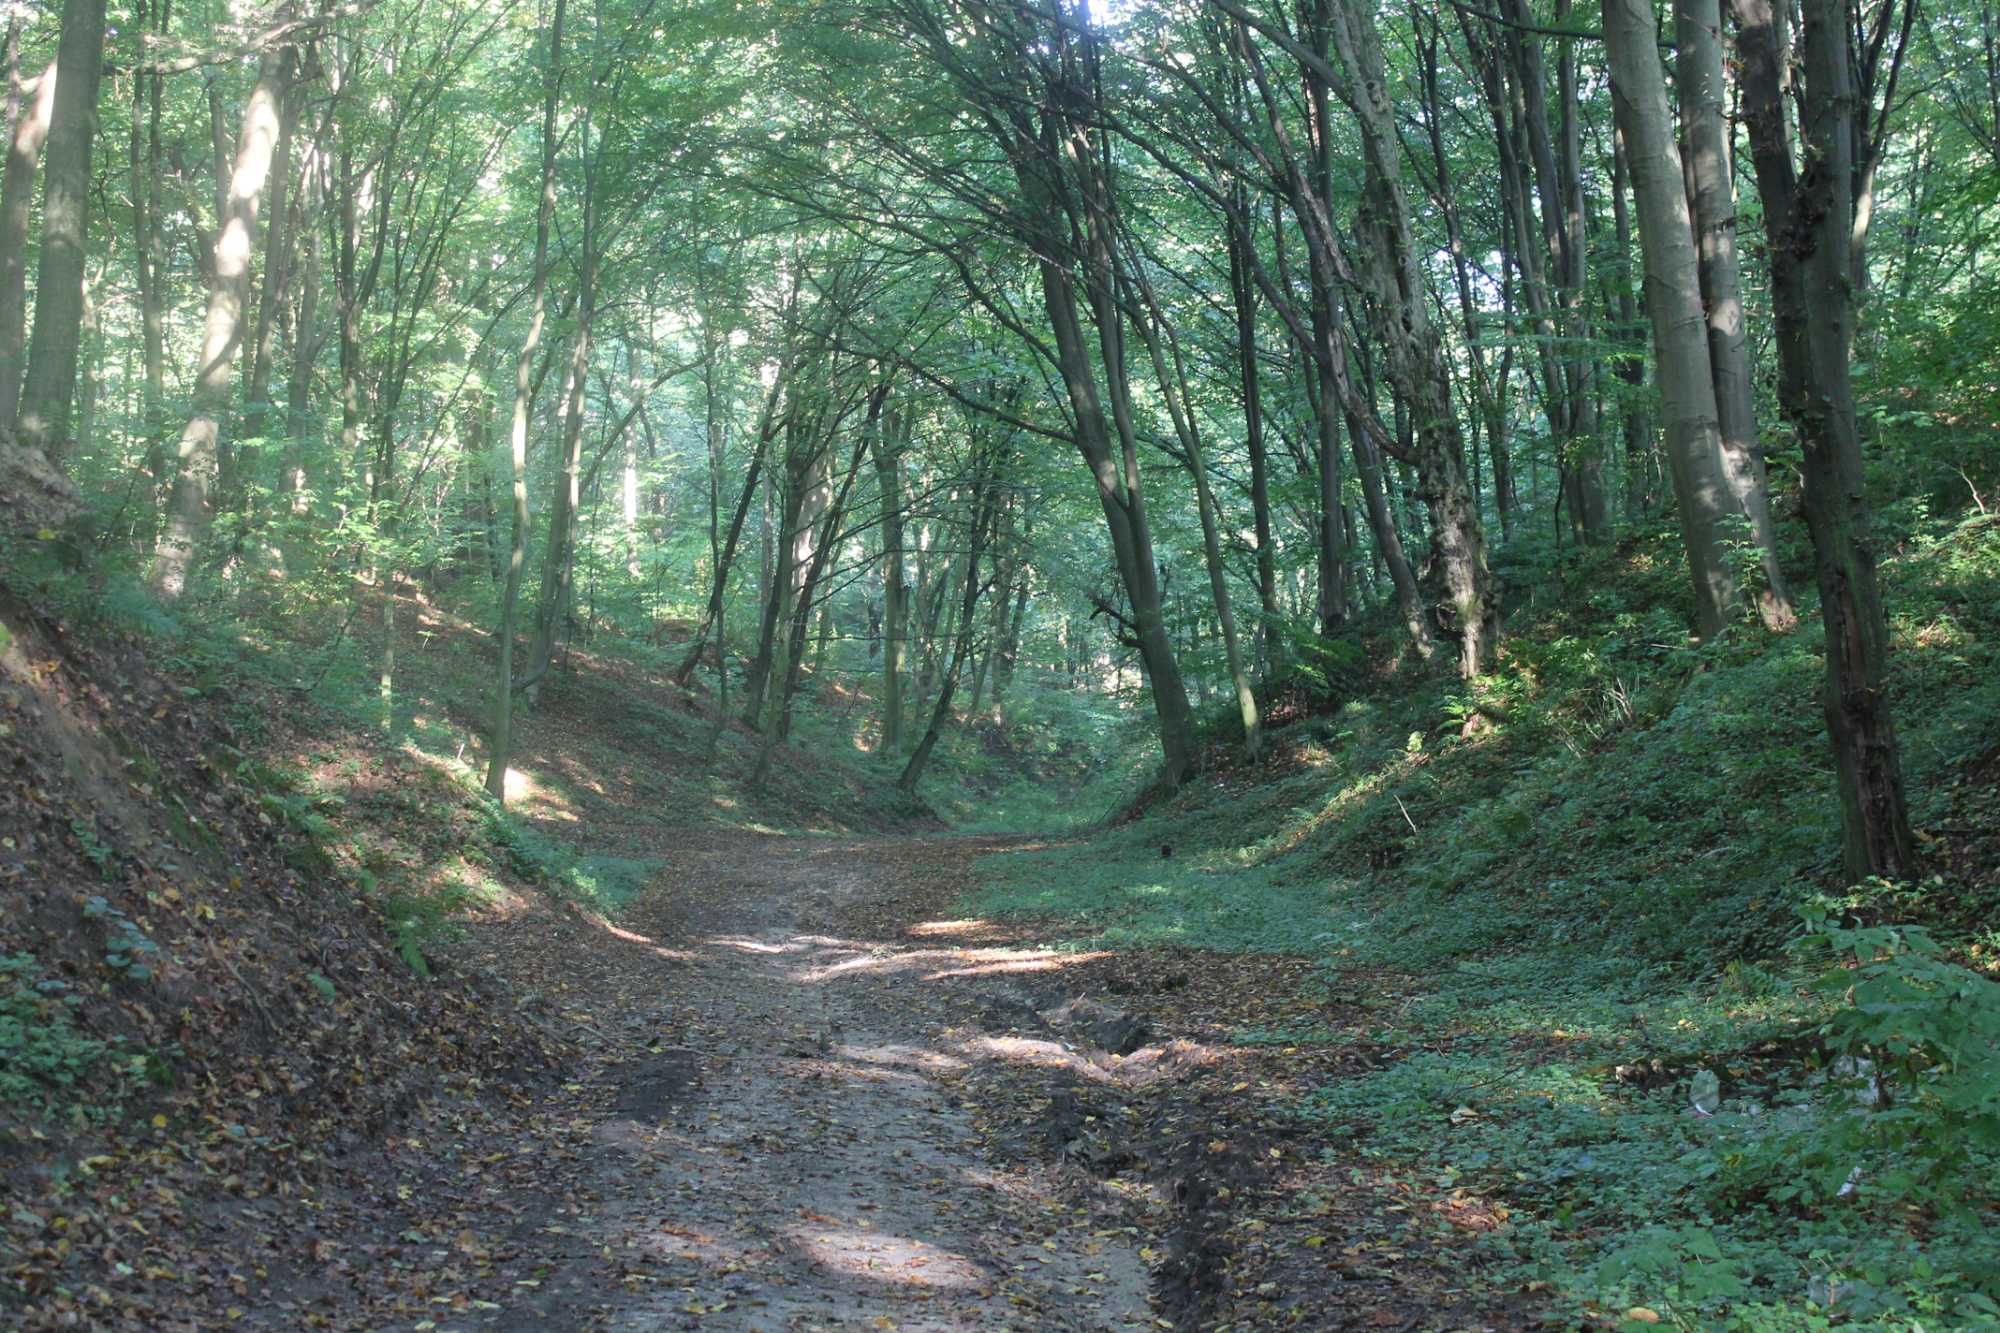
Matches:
[[1600, 0, 1738, 639], [15, 0, 107, 465], [153, 33, 290, 598], [1730, 0, 1918, 876]]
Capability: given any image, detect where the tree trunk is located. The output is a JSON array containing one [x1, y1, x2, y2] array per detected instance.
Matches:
[[1609, 125, 1657, 519], [1677, 0, 1797, 630], [874, 398, 907, 753], [0, 55, 54, 431], [1731, 0, 1917, 877], [1601, 0, 1738, 638], [1226, 201, 1278, 673], [486, 0, 566, 802], [15, 0, 106, 464], [152, 38, 287, 598], [1324, 0, 1500, 674]]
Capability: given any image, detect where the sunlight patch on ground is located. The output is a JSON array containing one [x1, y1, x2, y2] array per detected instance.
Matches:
[[795, 945, 1105, 984], [786, 1223, 987, 1289], [835, 1042, 968, 1073], [590, 918, 697, 960], [906, 918, 1011, 942], [960, 1034, 1235, 1087], [923, 950, 1112, 980]]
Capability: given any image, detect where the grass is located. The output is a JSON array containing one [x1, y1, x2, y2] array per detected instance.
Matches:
[[967, 513, 2000, 1326]]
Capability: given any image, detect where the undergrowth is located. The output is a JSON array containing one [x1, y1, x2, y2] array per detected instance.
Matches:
[[969, 513, 2000, 1325]]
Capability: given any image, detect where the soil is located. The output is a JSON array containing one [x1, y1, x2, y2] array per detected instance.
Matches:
[[453, 830, 1156, 1331]]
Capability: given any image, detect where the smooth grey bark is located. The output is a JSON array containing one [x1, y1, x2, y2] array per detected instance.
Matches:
[[152, 37, 287, 599], [1601, 0, 1739, 638], [15, 0, 107, 464], [0, 55, 54, 431], [1676, 0, 1797, 630]]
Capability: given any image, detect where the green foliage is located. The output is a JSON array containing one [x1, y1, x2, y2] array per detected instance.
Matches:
[[481, 803, 660, 913], [0, 955, 132, 1118], [81, 896, 160, 982], [967, 517, 2000, 1325], [1784, 905, 2000, 1202]]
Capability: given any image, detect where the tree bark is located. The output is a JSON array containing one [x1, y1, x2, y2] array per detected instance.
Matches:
[[0, 54, 54, 431], [15, 0, 106, 464], [874, 396, 907, 752], [486, 0, 566, 802], [1731, 0, 1917, 877], [1601, 0, 1738, 638], [1677, 0, 1797, 630], [152, 36, 287, 598]]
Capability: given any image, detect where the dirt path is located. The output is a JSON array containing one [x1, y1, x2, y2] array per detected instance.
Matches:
[[462, 832, 1158, 1331]]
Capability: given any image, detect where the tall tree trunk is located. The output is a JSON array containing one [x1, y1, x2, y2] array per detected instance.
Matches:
[[1731, 0, 1917, 877], [152, 38, 287, 598], [1324, 0, 1501, 674], [1129, 259, 1261, 757], [131, 29, 168, 501], [284, 162, 320, 514], [486, 0, 566, 802], [15, 0, 107, 464], [874, 397, 907, 753], [673, 372, 781, 686], [1677, 0, 1797, 630], [244, 71, 299, 454], [1602, 0, 1739, 638], [1349, 406, 1433, 658], [900, 462, 1001, 794], [1609, 125, 1657, 519], [1226, 201, 1278, 672], [0, 54, 54, 431]]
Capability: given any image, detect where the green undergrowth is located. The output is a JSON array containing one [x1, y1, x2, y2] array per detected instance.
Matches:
[[969, 514, 2000, 1325], [0, 954, 158, 1122]]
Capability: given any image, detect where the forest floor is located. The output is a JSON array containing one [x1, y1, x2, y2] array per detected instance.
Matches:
[[363, 824, 1539, 1332]]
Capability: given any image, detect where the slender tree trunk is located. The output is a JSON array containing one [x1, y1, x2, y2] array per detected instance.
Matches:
[[1610, 126, 1657, 519], [15, 0, 107, 464], [673, 375, 780, 686], [874, 398, 907, 752], [1349, 406, 1433, 657], [244, 71, 299, 454], [152, 38, 287, 598], [1227, 203, 1278, 673], [0, 54, 54, 431], [1678, 0, 1796, 630], [1128, 262, 1261, 757], [1602, 0, 1738, 637], [486, 0, 566, 802], [284, 164, 320, 514], [131, 30, 168, 502], [900, 464, 1001, 794]]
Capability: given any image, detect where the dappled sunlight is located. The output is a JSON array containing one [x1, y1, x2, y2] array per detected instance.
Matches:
[[923, 950, 1114, 979], [795, 944, 1109, 984], [639, 1220, 772, 1271], [959, 1033, 1235, 1087], [834, 1041, 968, 1073], [586, 917, 697, 961], [785, 1222, 987, 1290], [907, 917, 1014, 942]]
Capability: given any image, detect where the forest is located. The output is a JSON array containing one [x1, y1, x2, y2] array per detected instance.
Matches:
[[0, 0, 1997, 1324]]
